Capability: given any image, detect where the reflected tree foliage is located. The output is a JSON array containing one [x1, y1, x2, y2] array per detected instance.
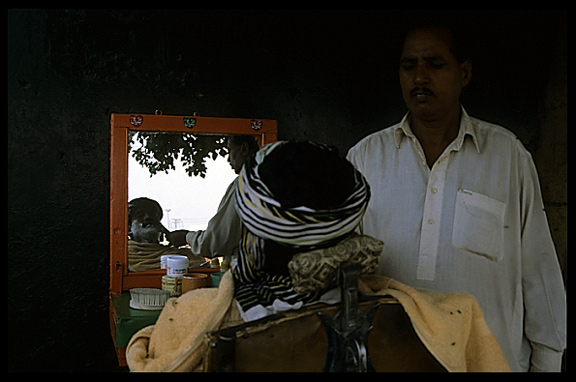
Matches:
[[129, 131, 228, 178]]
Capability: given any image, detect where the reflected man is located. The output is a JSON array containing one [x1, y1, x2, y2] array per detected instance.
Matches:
[[166, 135, 259, 261], [129, 197, 167, 244], [128, 197, 204, 271]]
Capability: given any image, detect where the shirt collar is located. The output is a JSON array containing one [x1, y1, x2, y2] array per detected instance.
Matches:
[[394, 106, 481, 154]]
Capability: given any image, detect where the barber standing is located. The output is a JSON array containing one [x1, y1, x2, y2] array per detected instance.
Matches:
[[166, 135, 259, 261], [346, 24, 566, 371]]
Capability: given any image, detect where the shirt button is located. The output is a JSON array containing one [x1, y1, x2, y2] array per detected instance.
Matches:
[[428, 219, 435, 225], [431, 187, 438, 194]]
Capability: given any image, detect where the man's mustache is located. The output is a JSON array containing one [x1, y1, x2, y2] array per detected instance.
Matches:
[[410, 87, 434, 97]]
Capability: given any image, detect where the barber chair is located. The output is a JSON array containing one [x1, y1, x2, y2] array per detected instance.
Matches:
[[203, 265, 446, 372]]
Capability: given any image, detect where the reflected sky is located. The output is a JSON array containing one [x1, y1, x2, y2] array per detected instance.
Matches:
[[128, 154, 237, 231]]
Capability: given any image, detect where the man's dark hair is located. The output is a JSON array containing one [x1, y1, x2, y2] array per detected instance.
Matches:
[[228, 135, 259, 154], [128, 197, 163, 224], [400, 14, 474, 63]]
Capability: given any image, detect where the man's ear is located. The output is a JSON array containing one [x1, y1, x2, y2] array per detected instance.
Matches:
[[241, 141, 251, 156], [461, 59, 472, 87]]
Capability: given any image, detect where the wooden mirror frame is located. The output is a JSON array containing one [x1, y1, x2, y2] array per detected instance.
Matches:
[[109, 113, 277, 295]]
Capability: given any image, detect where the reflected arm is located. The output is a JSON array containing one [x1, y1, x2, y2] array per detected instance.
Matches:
[[185, 178, 242, 259]]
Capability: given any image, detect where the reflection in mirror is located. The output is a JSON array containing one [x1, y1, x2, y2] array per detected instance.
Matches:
[[109, 113, 277, 293], [127, 131, 237, 272]]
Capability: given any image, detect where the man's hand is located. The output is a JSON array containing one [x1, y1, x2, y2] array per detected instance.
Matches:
[[166, 229, 190, 248]]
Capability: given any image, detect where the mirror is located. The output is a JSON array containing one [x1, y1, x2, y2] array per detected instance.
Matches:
[[127, 131, 237, 272], [110, 113, 277, 294]]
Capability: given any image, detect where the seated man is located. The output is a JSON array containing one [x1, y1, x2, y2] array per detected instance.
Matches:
[[128, 197, 204, 272], [233, 141, 378, 320], [129, 197, 168, 244]]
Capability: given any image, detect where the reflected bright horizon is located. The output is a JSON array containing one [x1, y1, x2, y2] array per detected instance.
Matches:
[[128, 153, 237, 232]]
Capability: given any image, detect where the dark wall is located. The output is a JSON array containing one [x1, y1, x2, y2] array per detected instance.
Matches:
[[8, 10, 565, 372]]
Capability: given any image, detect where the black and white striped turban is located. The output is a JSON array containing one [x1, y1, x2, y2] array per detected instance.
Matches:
[[234, 141, 370, 248]]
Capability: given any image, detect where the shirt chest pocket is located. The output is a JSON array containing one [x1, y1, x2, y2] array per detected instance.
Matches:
[[452, 189, 507, 261]]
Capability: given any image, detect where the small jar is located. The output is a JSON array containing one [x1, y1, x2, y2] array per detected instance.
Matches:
[[166, 255, 189, 277]]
